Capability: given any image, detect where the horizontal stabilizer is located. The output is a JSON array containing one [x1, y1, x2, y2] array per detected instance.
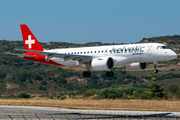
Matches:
[[4, 52, 35, 58]]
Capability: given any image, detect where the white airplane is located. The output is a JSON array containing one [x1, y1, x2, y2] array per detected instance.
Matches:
[[5, 24, 177, 77]]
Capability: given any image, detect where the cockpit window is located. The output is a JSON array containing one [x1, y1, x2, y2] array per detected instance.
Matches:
[[157, 46, 162, 49], [162, 46, 169, 49], [157, 46, 169, 49]]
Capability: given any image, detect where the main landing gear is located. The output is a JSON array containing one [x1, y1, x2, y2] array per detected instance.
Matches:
[[83, 64, 91, 77], [154, 61, 158, 74], [83, 71, 114, 77], [83, 64, 114, 77], [106, 71, 114, 77]]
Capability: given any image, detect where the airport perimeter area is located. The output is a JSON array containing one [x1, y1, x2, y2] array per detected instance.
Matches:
[[0, 99, 180, 111], [0, 105, 180, 120]]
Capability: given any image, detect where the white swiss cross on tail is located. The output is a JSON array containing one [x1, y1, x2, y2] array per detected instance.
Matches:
[[25, 35, 35, 49]]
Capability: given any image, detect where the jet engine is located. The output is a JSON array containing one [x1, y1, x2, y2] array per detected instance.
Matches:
[[125, 62, 147, 71], [91, 57, 114, 71]]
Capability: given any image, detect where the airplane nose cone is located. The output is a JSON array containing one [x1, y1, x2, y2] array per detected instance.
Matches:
[[169, 51, 177, 59], [175, 53, 178, 58]]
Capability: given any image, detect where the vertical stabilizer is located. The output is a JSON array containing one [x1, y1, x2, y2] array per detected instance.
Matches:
[[20, 24, 44, 51]]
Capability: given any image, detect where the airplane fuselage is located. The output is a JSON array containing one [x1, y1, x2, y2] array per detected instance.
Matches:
[[39, 43, 177, 68]]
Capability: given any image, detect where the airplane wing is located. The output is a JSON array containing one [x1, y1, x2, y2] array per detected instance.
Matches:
[[4, 52, 35, 58], [14, 49, 92, 62]]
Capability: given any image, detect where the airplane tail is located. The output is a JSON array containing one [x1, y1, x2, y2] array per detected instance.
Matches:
[[20, 24, 44, 51]]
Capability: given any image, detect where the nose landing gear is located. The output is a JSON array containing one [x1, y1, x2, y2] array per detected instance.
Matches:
[[154, 61, 158, 74]]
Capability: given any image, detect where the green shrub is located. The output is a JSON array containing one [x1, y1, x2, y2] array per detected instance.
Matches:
[[53, 97, 57, 100], [93, 96, 101, 99], [56, 94, 66, 100], [96, 86, 149, 99], [8, 94, 16, 99], [56, 94, 64, 99], [132, 90, 149, 99], [17, 92, 30, 98], [83, 89, 97, 97], [167, 83, 179, 94], [60, 95, 66, 100], [68, 92, 76, 97], [69, 95, 75, 99], [49, 95, 53, 99]]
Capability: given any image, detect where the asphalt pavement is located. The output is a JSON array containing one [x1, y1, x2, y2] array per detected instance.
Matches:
[[0, 105, 179, 120]]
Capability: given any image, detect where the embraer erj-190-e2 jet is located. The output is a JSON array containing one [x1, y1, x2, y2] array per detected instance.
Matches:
[[5, 24, 177, 77]]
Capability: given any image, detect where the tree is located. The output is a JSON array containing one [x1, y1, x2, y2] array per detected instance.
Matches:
[[17, 71, 27, 82], [0, 72, 6, 79], [148, 77, 164, 98], [31, 73, 43, 81], [55, 76, 67, 84], [29, 79, 33, 84], [167, 83, 179, 94], [39, 86, 47, 90], [40, 80, 47, 85]]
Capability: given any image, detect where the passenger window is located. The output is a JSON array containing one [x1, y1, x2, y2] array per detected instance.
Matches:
[[74, 52, 76, 54], [84, 52, 86, 54], [81, 52, 82, 54], [91, 51, 93, 53], [94, 51, 96, 53], [102, 50, 103, 53], [87, 51, 89, 54], [98, 51, 100, 53], [71, 52, 73, 54], [77, 52, 79, 54], [105, 50, 107, 52]]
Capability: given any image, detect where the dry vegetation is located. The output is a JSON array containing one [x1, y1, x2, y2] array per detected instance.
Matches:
[[0, 99, 180, 112]]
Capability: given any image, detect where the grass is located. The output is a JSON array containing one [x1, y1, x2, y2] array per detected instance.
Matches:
[[0, 99, 179, 111]]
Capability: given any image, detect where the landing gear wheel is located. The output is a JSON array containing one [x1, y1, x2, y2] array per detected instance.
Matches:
[[154, 69, 158, 73], [106, 71, 114, 77], [154, 64, 158, 74], [83, 71, 91, 77], [87, 72, 91, 77]]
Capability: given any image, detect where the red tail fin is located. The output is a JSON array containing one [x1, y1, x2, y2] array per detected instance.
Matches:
[[20, 24, 44, 51]]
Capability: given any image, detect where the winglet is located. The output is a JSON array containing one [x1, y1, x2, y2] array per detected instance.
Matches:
[[20, 24, 44, 51]]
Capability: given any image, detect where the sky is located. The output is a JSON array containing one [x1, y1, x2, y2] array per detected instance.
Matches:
[[0, 0, 180, 44]]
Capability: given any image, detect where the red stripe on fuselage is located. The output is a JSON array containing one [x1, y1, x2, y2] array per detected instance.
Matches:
[[23, 54, 65, 66]]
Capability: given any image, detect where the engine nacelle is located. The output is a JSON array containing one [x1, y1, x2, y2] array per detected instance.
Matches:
[[125, 62, 147, 71], [91, 57, 114, 71]]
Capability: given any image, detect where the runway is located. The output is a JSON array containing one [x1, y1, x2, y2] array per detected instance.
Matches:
[[0, 105, 180, 120]]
